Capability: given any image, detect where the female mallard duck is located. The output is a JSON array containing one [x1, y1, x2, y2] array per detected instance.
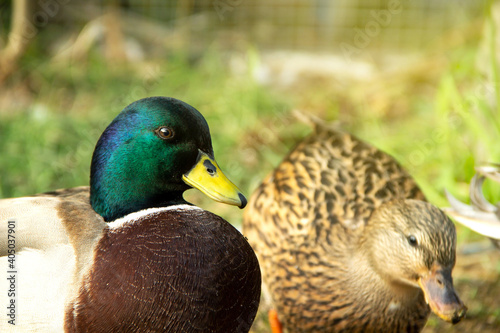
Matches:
[[243, 119, 466, 333], [445, 165, 500, 244], [0, 97, 261, 332]]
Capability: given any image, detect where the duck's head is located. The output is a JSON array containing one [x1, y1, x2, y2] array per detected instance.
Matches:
[[90, 96, 246, 221], [362, 199, 467, 324]]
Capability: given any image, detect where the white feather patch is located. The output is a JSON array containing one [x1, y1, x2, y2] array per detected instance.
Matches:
[[107, 205, 203, 229], [0, 245, 75, 332]]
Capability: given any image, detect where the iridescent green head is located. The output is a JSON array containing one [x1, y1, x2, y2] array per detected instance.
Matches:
[[90, 97, 246, 221]]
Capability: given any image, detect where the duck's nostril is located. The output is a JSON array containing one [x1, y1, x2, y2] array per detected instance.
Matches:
[[203, 159, 217, 175]]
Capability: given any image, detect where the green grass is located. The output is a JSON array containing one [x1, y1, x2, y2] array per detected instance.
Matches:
[[0, 47, 302, 224], [1, 36, 499, 228]]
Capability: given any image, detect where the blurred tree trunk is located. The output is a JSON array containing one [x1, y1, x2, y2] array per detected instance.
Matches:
[[0, 0, 33, 85], [104, 1, 127, 63], [53, 2, 128, 65], [176, 0, 192, 51]]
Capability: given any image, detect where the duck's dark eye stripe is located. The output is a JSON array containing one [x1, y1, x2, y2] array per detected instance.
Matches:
[[407, 235, 418, 246], [156, 127, 174, 140]]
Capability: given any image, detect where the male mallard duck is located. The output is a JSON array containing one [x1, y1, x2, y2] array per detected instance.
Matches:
[[243, 120, 466, 332], [445, 165, 500, 245], [0, 97, 261, 332]]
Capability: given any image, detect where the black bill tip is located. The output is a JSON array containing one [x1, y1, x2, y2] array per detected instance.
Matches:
[[238, 193, 247, 209]]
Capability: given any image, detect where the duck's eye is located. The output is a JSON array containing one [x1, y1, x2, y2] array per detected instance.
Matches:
[[156, 127, 174, 140], [407, 235, 418, 247]]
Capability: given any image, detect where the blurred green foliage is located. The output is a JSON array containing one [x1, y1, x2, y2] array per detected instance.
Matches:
[[1, 40, 500, 231]]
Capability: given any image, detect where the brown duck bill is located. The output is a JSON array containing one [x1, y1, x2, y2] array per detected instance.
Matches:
[[418, 264, 467, 324]]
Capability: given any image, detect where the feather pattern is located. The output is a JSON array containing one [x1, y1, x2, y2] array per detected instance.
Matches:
[[244, 123, 465, 332]]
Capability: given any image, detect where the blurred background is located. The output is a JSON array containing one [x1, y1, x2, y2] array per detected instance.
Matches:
[[0, 0, 499, 331]]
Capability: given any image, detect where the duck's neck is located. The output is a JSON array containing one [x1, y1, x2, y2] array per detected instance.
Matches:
[[90, 169, 188, 222], [91, 188, 187, 222], [89, 131, 191, 221], [346, 249, 429, 328]]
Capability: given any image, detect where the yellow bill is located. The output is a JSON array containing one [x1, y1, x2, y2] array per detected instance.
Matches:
[[182, 150, 247, 208]]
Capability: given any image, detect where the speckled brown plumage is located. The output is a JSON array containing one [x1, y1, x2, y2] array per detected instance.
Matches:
[[243, 123, 466, 332]]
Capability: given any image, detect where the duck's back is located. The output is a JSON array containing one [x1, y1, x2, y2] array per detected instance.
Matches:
[[245, 127, 425, 251], [0, 186, 106, 332], [0, 186, 103, 255], [66, 205, 261, 333]]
